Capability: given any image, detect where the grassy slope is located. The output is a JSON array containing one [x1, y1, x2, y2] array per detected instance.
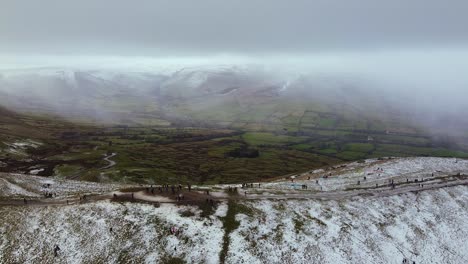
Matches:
[[2, 104, 468, 185]]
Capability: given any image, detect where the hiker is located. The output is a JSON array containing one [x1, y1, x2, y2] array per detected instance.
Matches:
[[66, 200, 69, 205], [23, 198, 27, 204], [131, 193, 134, 199], [357, 180, 360, 185], [188, 184, 192, 192], [54, 245, 61, 257]]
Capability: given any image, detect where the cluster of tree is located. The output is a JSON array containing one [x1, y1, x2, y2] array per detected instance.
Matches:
[[225, 146, 260, 158]]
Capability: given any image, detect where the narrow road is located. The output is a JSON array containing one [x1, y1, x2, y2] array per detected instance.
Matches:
[[100, 153, 117, 170]]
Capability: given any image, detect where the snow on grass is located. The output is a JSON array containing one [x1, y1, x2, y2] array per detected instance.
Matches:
[[0, 157, 467, 263], [0, 201, 224, 264], [214, 202, 228, 218], [2, 139, 42, 157], [29, 168, 45, 175], [226, 186, 468, 264], [0, 185, 467, 263], [0, 178, 37, 197], [263, 157, 468, 192], [0, 173, 130, 198]]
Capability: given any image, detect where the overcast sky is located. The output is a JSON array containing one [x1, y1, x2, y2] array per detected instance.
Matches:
[[1, 0, 468, 56], [1, 1, 468, 131]]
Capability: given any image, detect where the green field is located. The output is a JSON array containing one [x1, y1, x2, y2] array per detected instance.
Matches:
[[2, 105, 468, 185]]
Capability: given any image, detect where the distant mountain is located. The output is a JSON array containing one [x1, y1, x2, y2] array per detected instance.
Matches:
[[0, 66, 466, 139]]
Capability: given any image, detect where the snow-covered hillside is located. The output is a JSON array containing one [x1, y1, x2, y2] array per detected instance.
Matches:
[[0, 186, 466, 263], [0, 202, 225, 264], [0, 157, 467, 263], [228, 186, 468, 264]]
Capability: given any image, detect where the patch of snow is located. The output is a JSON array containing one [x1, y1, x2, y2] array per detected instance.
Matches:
[[29, 169, 44, 175], [213, 202, 228, 218]]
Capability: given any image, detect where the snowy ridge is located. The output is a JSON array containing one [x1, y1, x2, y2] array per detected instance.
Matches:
[[0, 157, 467, 263], [263, 157, 468, 192]]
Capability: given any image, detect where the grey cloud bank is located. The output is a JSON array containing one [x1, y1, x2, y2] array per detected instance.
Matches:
[[1, 0, 468, 55], [1, 0, 468, 134]]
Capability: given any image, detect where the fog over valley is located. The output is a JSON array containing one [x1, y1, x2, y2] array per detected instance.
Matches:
[[1, 49, 467, 139], [2, 0, 467, 135]]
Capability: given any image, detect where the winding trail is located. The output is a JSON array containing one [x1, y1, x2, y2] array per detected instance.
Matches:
[[100, 152, 117, 170], [0, 174, 466, 207]]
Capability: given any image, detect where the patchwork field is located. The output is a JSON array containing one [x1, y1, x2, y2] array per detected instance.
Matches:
[[1, 98, 468, 186]]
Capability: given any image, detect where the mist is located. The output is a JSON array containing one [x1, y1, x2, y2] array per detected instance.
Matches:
[[1, 0, 468, 138], [1, 48, 467, 111]]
